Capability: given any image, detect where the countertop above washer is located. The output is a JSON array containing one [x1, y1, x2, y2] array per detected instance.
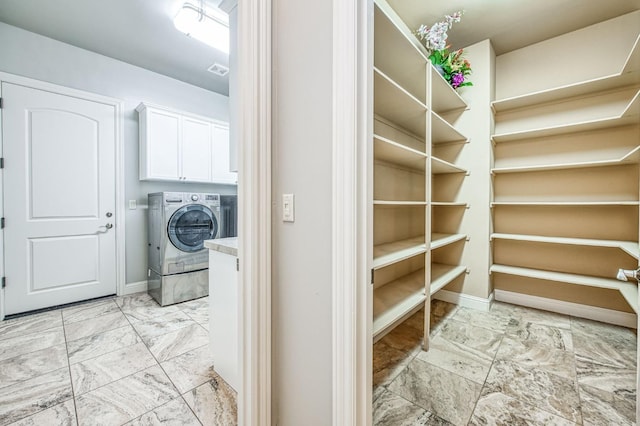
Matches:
[[205, 237, 238, 257]]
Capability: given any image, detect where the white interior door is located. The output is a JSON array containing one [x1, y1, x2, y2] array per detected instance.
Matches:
[[2, 82, 117, 315]]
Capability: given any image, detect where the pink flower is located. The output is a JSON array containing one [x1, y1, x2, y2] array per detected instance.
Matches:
[[451, 72, 465, 88]]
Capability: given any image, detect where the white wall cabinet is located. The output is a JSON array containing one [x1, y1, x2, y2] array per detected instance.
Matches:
[[137, 102, 237, 184]]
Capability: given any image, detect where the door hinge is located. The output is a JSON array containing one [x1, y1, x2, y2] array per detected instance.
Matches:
[[0, 217, 4, 229], [0, 158, 4, 169], [371, 268, 375, 285], [0, 97, 3, 109], [1, 277, 5, 289], [236, 258, 239, 272]]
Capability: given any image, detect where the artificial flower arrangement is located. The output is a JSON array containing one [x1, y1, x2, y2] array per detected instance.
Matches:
[[415, 11, 472, 89]]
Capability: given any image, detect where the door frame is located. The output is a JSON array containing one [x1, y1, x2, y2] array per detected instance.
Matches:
[[235, 0, 272, 423], [236, 0, 371, 424], [0, 72, 126, 320], [331, 0, 372, 424]]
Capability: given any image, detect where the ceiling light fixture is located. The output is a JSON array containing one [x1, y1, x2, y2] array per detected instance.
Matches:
[[173, 1, 229, 54]]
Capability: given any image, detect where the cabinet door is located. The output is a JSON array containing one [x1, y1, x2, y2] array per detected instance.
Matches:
[[182, 117, 213, 182], [212, 124, 238, 184], [145, 108, 181, 180]]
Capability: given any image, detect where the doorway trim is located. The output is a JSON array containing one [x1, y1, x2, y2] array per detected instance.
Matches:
[[236, 0, 272, 424], [0, 72, 126, 320], [331, 0, 372, 424]]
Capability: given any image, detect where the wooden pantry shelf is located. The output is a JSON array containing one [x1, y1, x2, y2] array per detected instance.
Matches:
[[431, 233, 466, 250], [430, 263, 466, 295], [431, 202, 468, 207], [491, 201, 640, 207], [374, 200, 427, 206], [373, 268, 427, 340], [374, 67, 427, 139], [374, 134, 426, 171], [489, 264, 638, 313], [431, 156, 467, 174], [430, 65, 468, 114], [492, 88, 640, 143], [432, 111, 467, 144], [373, 236, 426, 270], [492, 36, 640, 113], [491, 233, 639, 259], [374, 1, 428, 104], [491, 146, 640, 174]]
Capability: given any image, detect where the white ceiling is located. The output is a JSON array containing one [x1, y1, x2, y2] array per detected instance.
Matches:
[[1, 0, 639, 97], [387, 0, 640, 55], [0, 0, 231, 95]]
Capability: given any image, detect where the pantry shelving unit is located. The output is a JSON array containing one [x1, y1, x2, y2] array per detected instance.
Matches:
[[490, 35, 640, 313], [372, 0, 469, 348]]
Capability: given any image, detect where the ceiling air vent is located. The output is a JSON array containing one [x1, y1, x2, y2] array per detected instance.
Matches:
[[207, 62, 229, 77]]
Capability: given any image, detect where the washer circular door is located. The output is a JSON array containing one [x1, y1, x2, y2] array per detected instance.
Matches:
[[168, 204, 218, 252]]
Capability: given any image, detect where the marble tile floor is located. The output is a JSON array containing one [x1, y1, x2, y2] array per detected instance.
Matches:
[[373, 300, 638, 426], [0, 292, 237, 426]]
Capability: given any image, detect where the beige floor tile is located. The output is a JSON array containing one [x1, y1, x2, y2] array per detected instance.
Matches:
[[161, 344, 215, 394], [6, 399, 76, 426], [0, 327, 65, 362], [183, 375, 237, 426], [146, 323, 209, 362], [124, 397, 200, 425], [0, 368, 72, 426], [71, 342, 157, 395], [0, 310, 62, 341], [67, 325, 141, 364], [75, 365, 179, 426], [64, 311, 130, 341], [0, 344, 68, 390]]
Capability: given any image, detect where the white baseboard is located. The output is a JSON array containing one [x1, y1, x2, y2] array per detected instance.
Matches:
[[433, 289, 493, 312], [494, 289, 638, 329], [122, 280, 148, 295]]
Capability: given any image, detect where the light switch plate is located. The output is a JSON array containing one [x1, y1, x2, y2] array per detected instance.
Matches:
[[129, 200, 137, 210], [282, 194, 295, 222]]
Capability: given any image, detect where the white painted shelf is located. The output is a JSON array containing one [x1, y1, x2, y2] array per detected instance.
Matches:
[[492, 88, 640, 143], [491, 233, 639, 259], [374, 134, 426, 171], [431, 233, 467, 250], [492, 36, 640, 113], [432, 156, 467, 174], [373, 268, 427, 340], [430, 65, 468, 114], [492, 146, 640, 174], [490, 264, 638, 313], [373, 236, 426, 270], [374, 67, 427, 139], [373, 2, 428, 103], [374, 200, 427, 206], [491, 201, 640, 207], [431, 202, 468, 207], [432, 111, 467, 144], [430, 263, 466, 295]]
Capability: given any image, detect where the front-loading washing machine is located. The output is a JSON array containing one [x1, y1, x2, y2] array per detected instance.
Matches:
[[147, 192, 221, 306]]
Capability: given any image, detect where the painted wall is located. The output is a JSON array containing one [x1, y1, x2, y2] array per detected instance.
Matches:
[[271, 0, 333, 423], [496, 10, 640, 99], [0, 22, 237, 288], [434, 39, 495, 301]]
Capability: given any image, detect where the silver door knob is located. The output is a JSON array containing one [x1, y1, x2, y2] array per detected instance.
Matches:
[[105, 223, 113, 229], [106, 212, 113, 217], [616, 268, 639, 281]]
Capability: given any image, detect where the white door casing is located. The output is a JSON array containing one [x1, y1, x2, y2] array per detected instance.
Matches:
[[1, 77, 125, 316]]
